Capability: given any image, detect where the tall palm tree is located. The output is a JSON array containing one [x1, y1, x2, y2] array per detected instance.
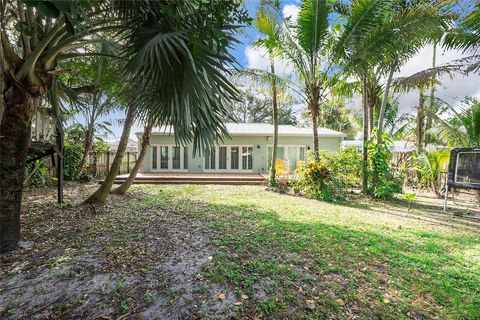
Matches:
[[253, 0, 282, 185], [335, 0, 450, 192], [277, 0, 338, 156], [0, 0, 248, 252]]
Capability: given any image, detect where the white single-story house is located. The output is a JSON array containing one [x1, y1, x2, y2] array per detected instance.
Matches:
[[136, 123, 345, 174]]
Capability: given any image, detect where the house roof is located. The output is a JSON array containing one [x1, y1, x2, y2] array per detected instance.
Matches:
[[144, 123, 345, 138]]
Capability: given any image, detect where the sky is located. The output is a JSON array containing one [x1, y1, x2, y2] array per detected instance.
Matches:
[[102, 0, 480, 140]]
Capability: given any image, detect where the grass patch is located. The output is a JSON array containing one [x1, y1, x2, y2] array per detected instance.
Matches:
[[135, 185, 480, 319]]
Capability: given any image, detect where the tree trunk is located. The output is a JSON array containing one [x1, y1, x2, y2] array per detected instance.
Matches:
[[367, 84, 375, 139], [85, 106, 135, 203], [0, 91, 41, 252], [425, 43, 436, 147], [311, 108, 319, 157], [416, 87, 425, 154], [362, 75, 369, 194], [269, 61, 279, 186], [476, 190, 480, 207], [112, 124, 152, 194], [377, 63, 397, 144], [78, 126, 94, 175]]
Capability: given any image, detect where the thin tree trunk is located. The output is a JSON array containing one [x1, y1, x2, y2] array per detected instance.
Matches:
[[377, 63, 397, 144], [416, 87, 425, 154], [0, 91, 41, 252], [78, 126, 94, 175], [367, 84, 375, 139], [312, 107, 319, 156], [362, 75, 369, 194], [112, 124, 152, 194], [425, 43, 436, 147], [85, 106, 135, 203], [269, 61, 278, 185]]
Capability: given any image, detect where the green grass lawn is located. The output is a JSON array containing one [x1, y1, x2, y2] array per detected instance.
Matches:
[[2, 184, 479, 319], [137, 185, 479, 319]]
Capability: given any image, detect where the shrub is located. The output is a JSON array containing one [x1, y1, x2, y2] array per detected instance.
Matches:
[[24, 158, 49, 187], [366, 132, 402, 199], [317, 146, 363, 185], [63, 141, 84, 181], [417, 148, 450, 198], [294, 156, 346, 202]]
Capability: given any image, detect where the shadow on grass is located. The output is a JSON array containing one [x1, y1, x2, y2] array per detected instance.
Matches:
[[137, 186, 480, 320]]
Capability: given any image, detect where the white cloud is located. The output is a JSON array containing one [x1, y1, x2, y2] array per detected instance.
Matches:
[[282, 4, 300, 24], [244, 45, 295, 77]]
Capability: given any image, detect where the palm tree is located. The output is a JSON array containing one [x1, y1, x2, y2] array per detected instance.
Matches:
[[375, 2, 451, 144], [253, 0, 282, 185], [277, 0, 338, 157], [111, 122, 153, 194], [334, 0, 450, 192], [431, 97, 480, 148], [0, 0, 248, 252], [75, 93, 116, 175]]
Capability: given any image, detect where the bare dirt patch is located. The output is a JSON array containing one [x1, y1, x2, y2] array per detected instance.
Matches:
[[0, 183, 235, 319]]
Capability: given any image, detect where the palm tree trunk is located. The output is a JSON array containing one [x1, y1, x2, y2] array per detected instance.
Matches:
[[269, 61, 278, 186], [416, 87, 425, 154], [112, 124, 152, 194], [78, 126, 94, 175], [362, 75, 369, 194], [377, 63, 397, 144], [1, 91, 41, 253], [425, 43, 436, 146], [85, 106, 135, 203], [367, 84, 375, 139], [311, 107, 319, 157]]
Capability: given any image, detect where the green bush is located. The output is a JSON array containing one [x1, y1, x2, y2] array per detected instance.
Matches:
[[317, 146, 363, 184], [366, 132, 401, 199], [24, 158, 49, 187], [63, 141, 84, 181], [294, 156, 347, 202]]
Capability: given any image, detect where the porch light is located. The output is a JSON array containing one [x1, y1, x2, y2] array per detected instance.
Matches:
[[257, 145, 260, 149]]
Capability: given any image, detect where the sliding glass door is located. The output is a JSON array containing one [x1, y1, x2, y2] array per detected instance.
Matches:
[[267, 145, 306, 173], [152, 145, 188, 171], [204, 145, 254, 172]]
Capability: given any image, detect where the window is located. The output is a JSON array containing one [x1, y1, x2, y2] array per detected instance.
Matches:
[[172, 146, 181, 169], [152, 146, 158, 169], [231, 147, 239, 170], [184, 147, 188, 170], [219, 146, 227, 169], [205, 148, 216, 170], [242, 147, 253, 170], [299, 147, 306, 161], [160, 146, 168, 169]]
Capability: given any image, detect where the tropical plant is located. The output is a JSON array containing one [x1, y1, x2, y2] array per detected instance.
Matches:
[[429, 97, 480, 148], [444, 1, 480, 73], [0, 0, 248, 252], [111, 123, 153, 194], [278, 0, 340, 156], [417, 148, 450, 198], [366, 131, 401, 199], [252, 0, 282, 187], [404, 192, 417, 211], [334, 0, 451, 192]]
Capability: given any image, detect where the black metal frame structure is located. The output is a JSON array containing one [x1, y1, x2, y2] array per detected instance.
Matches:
[[444, 147, 480, 211]]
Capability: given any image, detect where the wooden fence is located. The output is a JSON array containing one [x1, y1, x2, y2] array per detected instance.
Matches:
[[87, 151, 138, 176]]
